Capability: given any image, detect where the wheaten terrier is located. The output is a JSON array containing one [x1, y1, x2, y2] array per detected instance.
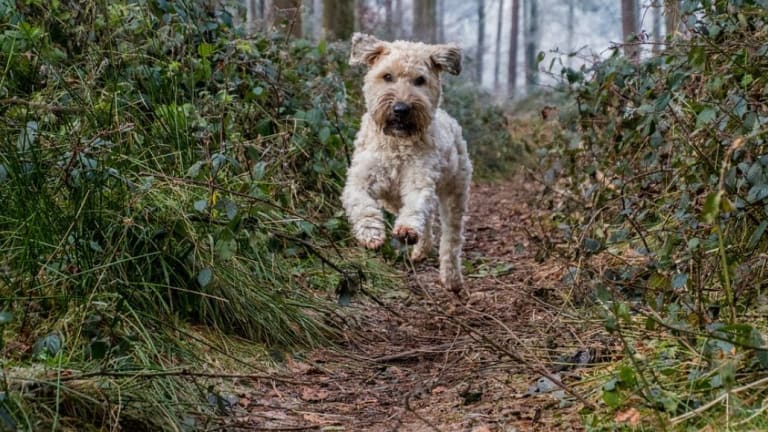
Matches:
[[342, 33, 473, 293]]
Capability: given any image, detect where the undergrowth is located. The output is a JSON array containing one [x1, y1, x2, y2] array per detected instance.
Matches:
[[0, 0, 391, 429], [539, 0, 768, 429]]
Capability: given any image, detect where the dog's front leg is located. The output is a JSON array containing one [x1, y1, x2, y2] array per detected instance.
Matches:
[[393, 172, 437, 245], [342, 158, 386, 250]]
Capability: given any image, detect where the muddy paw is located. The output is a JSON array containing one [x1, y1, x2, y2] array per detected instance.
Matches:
[[440, 275, 464, 295], [393, 225, 419, 245], [356, 227, 385, 250]]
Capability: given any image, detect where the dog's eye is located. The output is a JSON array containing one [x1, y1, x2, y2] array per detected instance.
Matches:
[[413, 76, 426, 86], [383, 73, 393, 82]]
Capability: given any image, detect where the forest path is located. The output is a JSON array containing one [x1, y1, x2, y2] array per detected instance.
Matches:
[[237, 176, 594, 431]]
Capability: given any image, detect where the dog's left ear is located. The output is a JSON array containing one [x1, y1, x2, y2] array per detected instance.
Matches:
[[431, 44, 462, 75], [350, 33, 388, 67]]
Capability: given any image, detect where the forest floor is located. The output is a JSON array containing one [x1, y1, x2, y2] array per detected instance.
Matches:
[[225, 176, 609, 431]]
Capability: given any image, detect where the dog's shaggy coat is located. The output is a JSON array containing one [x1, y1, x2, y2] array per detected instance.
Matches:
[[342, 33, 473, 293]]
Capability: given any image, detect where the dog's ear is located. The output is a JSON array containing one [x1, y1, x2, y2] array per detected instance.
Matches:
[[431, 44, 462, 75], [350, 33, 387, 67]]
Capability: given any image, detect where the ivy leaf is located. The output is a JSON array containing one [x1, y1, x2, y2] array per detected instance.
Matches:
[[671, 273, 688, 290], [748, 221, 768, 250], [695, 107, 717, 128], [197, 268, 213, 288], [194, 199, 208, 212], [748, 184, 768, 203], [0, 311, 13, 324]]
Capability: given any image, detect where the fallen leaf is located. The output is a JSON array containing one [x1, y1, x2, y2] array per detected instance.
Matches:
[[471, 426, 491, 432], [614, 407, 641, 427], [302, 412, 334, 425], [300, 387, 330, 402]]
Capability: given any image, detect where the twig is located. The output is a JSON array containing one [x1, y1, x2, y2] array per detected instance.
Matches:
[[372, 341, 469, 363], [51, 369, 306, 385], [0, 97, 83, 114]]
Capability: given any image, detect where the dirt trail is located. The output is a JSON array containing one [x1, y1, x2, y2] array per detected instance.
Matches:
[[236, 176, 593, 431]]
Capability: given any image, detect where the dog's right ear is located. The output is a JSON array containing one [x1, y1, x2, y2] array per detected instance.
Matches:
[[350, 33, 387, 67]]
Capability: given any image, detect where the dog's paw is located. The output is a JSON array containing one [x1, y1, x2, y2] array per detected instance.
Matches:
[[440, 275, 463, 294], [410, 247, 428, 262], [393, 225, 419, 245], [356, 226, 385, 250]]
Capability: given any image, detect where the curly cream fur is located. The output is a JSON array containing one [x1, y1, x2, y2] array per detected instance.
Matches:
[[342, 33, 473, 293]]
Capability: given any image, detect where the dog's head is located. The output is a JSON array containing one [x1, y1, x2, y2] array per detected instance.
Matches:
[[350, 33, 462, 138]]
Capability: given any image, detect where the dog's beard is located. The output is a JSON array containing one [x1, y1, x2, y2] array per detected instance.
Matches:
[[370, 95, 433, 138]]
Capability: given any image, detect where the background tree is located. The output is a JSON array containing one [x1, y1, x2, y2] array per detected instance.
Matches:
[[272, 0, 302, 37], [621, 0, 639, 60], [652, 0, 662, 54], [476, 0, 485, 83], [665, 0, 682, 36], [508, 0, 520, 97], [493, 0, 504, 91], [323, 0, 354, 40], [413, 0, 437, 43], [524, 0, 539, 89]]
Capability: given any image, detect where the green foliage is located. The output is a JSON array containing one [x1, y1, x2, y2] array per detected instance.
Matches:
[[442, 80, 518, 178], [0, 0, 394, 429], [543, 1, 768, 429]]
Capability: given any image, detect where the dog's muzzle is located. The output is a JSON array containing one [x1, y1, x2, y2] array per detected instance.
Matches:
[[385, 101, 417, 136]]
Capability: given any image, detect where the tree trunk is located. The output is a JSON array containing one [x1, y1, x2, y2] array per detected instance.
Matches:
[[384, 0, 393, 39], [652, 0, 662, 54], [245, 0, 259, 35], [438, 0, 445, 42], [566, 0, 574, 65], [621, 0, 639, 61], [664, 0, 682, 37], [323, 0, 354, 41], [476, 0, 485, 84], [394, 0, 402, 38], [493, 0, 504, 91], [508, 0, 519, 97], [272, 0, 301, 38], [524, 0, 538, 89], [413, 0, 437, 43]]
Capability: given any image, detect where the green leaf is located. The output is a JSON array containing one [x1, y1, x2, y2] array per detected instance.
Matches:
[[194, 199, 208, 212], [602, 389, 620, 408], [748, 221, 768, 249], [695, 107, 717, 128], [0, 311, 13, 324], [32, 332, 63, 359], [702, 191, 721, 223], [187, 161, 203, 178], [197, 268, 213, 288], [748, 184, 768, 203], [318, 127, 331, 144], [581, 238, 601, 253], [671, 273, 688, 290]]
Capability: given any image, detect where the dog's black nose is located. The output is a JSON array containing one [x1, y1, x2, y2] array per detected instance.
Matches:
[[392, 102, 411, 117]]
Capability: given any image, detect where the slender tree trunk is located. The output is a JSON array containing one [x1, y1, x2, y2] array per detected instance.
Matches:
[[394, 0, 402, 38], [246, 0, 259, 34], [323, 0, 354, 41], [384, 0, 393, 39], [438, 0, 445, 42], [356, 0, 364, 34], [508, 0, 519, 97], [664, 0, 681, 36], [476, 0, 485, 83], [524, 0, 539, 89], [493, 0, 504, 91], [272, 0, 301, 37], [652, 0, 662, 54], [621, 0, 639, 61], [566, 0, 574, 65], [413, 0, 437, 43]]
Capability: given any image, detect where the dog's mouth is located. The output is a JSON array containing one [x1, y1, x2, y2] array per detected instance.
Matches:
[[383, 118, 419, 137]]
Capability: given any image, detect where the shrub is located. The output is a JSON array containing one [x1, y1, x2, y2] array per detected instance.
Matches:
[[544, 1, 768, 429]]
